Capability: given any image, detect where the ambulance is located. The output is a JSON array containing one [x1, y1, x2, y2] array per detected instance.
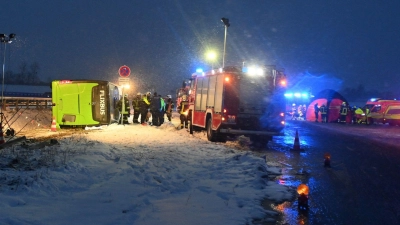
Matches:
[[383, 105, 400, 126], [364, 98, 400, 124]]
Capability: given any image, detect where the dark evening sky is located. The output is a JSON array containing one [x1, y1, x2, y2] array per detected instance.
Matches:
[[1, 0, 400, 95]]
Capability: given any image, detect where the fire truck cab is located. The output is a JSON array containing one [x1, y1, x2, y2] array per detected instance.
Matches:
[[365, 98, 400, 124], [185, 66, 286, 144]]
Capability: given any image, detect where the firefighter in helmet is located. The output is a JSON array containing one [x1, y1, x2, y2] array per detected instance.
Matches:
[[320, 104, 328, 123], [117, 94, 130, 124], [314, 103, 319, 122], [132, 92, 141, 124], [339, 102, 348, 123], [165, 95, 174, 122], [177, 94, 189, 129]]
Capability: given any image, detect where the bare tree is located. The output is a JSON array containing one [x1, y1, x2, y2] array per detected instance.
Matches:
[[29, 62, 40, 84], [17, 61, 28, 84]]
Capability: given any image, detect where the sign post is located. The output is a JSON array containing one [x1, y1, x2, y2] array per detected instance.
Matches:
[[118, 65, 131, 125], [119, 65, 131, 77]]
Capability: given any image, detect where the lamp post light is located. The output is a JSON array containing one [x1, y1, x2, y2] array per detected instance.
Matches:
[[206, 51, 217, 70], [220, 18, 230, 68], [0, 33, 16, 113]]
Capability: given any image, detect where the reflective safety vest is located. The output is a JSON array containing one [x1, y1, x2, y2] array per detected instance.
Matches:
[[132, 97, 141, 110], [340, 106, 348, 115], [320, 106, 327, 114], [179, 101, 189, 114], [355, 108, 364, 115], [160, 98, 166, 111]]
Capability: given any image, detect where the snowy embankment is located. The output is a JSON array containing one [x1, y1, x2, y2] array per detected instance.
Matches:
[[0, 113, 293, 225]]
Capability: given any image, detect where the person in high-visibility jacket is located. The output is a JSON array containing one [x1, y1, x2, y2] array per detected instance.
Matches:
[[159, 94, 166, 125], [354, 107, 365, 124], [320, 104, 328, 123], [177, 94, 189, 129], [140, 92, 151, 125]]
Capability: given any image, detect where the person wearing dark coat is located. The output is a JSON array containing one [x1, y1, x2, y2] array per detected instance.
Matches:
[[165, 95, 174, 122], [132, 92, 141, 124], [150, 92, 162, 126]]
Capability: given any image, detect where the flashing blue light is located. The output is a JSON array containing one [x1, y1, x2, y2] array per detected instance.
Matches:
[[196, 68, 203, 73], [284, 93, 293, 98], [301, 93, 308, 98], [285, 92, 310, 99]]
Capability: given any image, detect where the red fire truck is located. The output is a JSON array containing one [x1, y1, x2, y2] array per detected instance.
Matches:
[[183, 65, 287, 144]]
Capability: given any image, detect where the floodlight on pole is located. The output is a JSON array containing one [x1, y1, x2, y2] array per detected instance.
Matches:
[[221, 18, 230, 69], [206, 51, 217, 70]]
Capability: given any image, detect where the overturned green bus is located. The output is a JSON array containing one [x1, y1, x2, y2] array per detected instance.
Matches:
[[52, 80, 120, 128]]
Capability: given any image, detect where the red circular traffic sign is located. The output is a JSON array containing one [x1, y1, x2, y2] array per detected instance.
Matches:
[[118, 65, 131, 77]]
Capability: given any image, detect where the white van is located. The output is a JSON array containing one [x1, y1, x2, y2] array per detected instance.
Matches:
[[383, 105, 400, 126]]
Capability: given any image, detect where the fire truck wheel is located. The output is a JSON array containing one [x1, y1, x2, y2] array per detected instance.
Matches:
[[250, 135, 269, 147], [218, 134, 227, 143], [206, 119, 217, 142]]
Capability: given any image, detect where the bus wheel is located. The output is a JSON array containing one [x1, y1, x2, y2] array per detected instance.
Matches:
[[207, 119, 217, 142]]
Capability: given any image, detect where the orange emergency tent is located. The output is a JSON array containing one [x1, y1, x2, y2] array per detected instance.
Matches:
[[306, 89, 349, 123]]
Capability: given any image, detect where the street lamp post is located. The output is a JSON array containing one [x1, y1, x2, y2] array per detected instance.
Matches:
[[221, 18, 230, 68], [0, 33, 16, 112]]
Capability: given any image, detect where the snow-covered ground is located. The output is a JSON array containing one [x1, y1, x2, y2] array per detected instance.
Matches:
[[0, 111, 294, 225]]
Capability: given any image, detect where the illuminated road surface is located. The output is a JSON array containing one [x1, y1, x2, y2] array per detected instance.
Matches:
[[264, 120, 400, 225]]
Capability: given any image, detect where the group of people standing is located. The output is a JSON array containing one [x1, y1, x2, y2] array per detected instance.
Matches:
[[313, 102, 368, 124], [116, 92, 174, 127], [291, 103, 307, 120]]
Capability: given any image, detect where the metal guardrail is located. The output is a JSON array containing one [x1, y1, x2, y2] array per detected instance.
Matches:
[[1, 97, 52, 109]]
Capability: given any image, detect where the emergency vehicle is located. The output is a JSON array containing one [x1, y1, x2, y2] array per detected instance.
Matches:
[[183, 65, 287, 144], [364, 98, 400, 124], [383, 105, 400, 126]]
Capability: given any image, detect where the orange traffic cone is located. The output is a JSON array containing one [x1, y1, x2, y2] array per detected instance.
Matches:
[[292, 129, 301, 150], [51, 117, 57, 132], [0, 123, 4, 144]]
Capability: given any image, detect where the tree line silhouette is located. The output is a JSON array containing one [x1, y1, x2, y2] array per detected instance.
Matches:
[[3, 61, 48, 85]]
